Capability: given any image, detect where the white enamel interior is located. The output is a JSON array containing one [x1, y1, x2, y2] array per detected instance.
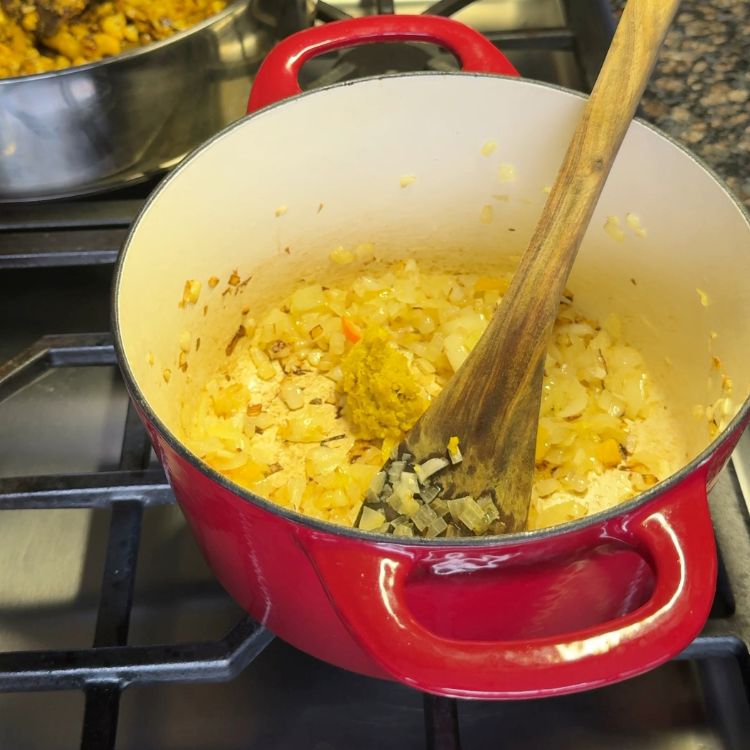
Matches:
[[117, 74, 750, 474]]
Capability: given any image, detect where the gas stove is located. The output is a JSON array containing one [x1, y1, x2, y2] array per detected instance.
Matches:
[[2, 2, 750, 749]]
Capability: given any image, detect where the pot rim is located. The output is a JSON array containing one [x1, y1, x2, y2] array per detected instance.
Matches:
[[0, 0, 250, 85], [112, 70, 750, 548]]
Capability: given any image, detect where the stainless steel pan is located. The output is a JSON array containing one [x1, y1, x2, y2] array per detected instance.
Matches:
[[0, 0, 271, 201]]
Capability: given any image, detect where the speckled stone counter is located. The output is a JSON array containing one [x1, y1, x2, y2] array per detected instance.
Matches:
[[610, 0, 749, 211]]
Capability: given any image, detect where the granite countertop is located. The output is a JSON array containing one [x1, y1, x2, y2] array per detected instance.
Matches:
[[610, 0, 749, 211]]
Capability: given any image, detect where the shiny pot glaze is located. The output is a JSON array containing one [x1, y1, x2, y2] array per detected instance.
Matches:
[[0, 0, 270, 202], [114, 16, 750, 698]]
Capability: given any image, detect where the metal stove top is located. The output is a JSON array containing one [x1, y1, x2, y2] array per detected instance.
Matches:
[[1, 1, 750, 749]]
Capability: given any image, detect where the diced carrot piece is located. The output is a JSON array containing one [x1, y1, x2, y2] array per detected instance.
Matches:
[[341, 316, 362, 343]]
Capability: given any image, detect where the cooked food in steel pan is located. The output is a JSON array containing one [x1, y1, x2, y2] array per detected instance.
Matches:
[[0, 0, 226, 77]]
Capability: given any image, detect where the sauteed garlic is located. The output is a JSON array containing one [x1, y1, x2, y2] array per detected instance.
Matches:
[[180, 251, 690, 535]]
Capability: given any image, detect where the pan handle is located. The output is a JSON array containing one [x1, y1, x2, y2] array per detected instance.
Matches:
[[299, 470, 716, 699], [247, 14, 519, 113]]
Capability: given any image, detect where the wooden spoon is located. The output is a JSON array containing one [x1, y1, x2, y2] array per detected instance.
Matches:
[[396, 0, 681, 534]]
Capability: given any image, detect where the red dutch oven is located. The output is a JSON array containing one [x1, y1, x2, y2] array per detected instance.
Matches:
[[113, 15, 750, 699]]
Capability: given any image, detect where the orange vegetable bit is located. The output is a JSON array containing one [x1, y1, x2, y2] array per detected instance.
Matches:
[[341, 316, 363, 343]]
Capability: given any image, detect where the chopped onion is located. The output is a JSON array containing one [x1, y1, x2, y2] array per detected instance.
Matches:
[[414, 457, 449, 483]]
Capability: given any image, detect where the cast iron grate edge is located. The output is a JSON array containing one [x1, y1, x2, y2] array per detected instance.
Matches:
[[0, 334, 274, 750]]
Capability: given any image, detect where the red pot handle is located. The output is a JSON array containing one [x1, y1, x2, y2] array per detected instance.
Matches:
[[247, 14, 519, 113], [300, 472, 716, 699]]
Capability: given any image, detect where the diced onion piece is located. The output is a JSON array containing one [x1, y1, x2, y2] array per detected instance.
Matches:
[[280, 382, 305, 411], [414, 457, 449, 483], [290, 285, 326, 313], [604, 215, 625, 241], [420, 484, 441, 503], [359, 506, 386, 531], [412, 504, 438, 532], [431, 498, 450, 517], [480, 140, 497, 156], [556, 378, 588, 419], [179, 330, 192, 352], [457, 496, 490, 534], [443, 333, 468, 372], [181, 279, 201, 305], [425, 516, 448, 539], [279, 416, 327, 443], [447, 496, 468, 523], [369, 471, 387, 497], [625, 213, 647, 237], [398, 472, 420, 496], [393, 524, 415, 537], [477, 495, 499, 523], [330, 247, 355, 265], [387, 461, 406, 483], [212, 383, 249, 417], [249, 347, 276, 380], [388, 486, 420, 516]]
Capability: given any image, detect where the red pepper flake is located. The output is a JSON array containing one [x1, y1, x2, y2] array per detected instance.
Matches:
[[228, 271, 241, 287]]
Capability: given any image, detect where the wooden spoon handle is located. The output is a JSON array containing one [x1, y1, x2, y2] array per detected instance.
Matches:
[[462, 0, 684, 436], [406, 0, 681, 529], [512, 0, 682, 303]]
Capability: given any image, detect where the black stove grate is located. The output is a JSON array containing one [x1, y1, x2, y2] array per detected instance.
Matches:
[[0, 336, 273, 748]]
